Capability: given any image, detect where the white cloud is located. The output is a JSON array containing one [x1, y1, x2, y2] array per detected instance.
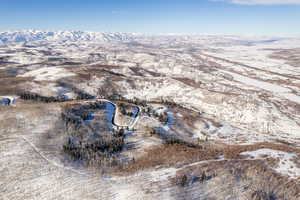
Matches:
[[211, 0, 300, 5]]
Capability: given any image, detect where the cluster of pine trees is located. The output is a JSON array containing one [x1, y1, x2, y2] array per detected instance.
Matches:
[[61, 102, 126, 167]]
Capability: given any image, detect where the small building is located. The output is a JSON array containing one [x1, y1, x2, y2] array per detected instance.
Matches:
[[1, 98, 11, 105], [0, 96, 16, 106]]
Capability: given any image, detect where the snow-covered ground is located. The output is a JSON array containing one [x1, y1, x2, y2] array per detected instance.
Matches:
[[19, 66, 76, 81], [1, 32, 300, 199], [1, 32, 299, 147], [241, 148, 300, 179]]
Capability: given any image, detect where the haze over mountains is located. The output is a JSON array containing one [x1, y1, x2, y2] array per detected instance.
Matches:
[[0, 30, 295, 46]]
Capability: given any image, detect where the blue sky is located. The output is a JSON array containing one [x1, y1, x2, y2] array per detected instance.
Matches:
[[0, 0, 299, 36]]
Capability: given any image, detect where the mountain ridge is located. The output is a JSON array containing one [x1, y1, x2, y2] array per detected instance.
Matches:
[[0, 30, 140, 44]]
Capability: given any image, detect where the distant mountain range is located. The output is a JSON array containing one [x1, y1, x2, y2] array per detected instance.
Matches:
[[0, 30, 297, 47], [0, 30, 139, 44]]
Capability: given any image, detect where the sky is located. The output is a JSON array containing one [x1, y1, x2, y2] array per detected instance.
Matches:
[[0, 0, 299, 36]]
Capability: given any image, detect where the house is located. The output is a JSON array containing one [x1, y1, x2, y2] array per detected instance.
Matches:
[[1, 98, 11, 105], [0, 96, 16, 106]]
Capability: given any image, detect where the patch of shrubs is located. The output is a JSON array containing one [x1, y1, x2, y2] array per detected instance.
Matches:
[[179, 174, 188, 187], [147, 128, 199, 148], [118, 103, 134, 116], [107, 94, 148, 107], [251, 190, 277, 200], [153, 111, 168, 124], [165, 137, 198, 148], [175, 171, 215, 187], [19, 92, 67, 103]]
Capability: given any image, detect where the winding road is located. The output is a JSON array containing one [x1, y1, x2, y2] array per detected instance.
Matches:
[[82, 98, 141, 130]]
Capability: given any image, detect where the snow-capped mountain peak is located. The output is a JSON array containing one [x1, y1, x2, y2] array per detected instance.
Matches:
[[0, 30, 138, 44]]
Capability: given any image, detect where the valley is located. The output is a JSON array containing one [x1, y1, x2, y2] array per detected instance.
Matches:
[[0, 31, 300, 200]]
